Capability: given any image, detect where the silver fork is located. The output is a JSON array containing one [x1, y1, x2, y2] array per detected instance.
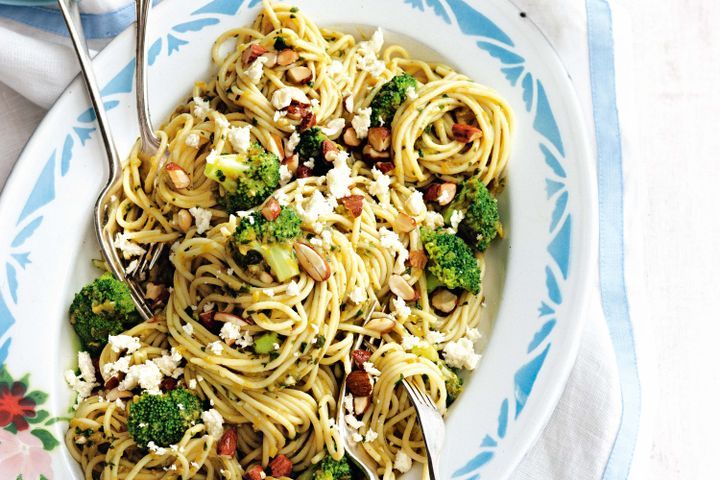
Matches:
[[402, 379, 445, 479], [57, 0, 156, 320], [336, 300, 381, 480]]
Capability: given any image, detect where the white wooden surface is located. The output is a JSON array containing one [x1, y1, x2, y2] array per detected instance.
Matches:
[[0, 0, 718, 478]]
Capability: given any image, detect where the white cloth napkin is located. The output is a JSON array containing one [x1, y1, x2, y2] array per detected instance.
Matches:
[[0, 1, 645, 478]]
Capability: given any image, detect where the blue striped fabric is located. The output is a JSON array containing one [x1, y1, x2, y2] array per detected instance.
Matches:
[[0, 1, 135, 39], [585, 1, 641, 479]]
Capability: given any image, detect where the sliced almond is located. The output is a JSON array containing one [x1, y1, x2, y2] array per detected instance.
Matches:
[[322, 139, 339, 161], [393, 213, 417, 233], [176, 209, 192, 232], [165, 162, 191, 189], [343, 127, 361, 147], [104, 376, 119, 390], [454, 108, 476, 125], [351, 349, 372, 369], [261, 51, 278, 68], [105, 388, 132, 402], [283, 153, 299, 174], [346, 371, 373, 396], [362, 144, 390, 162], [436, 183, 457, 206], [375, 161, 395, 174], [258, 271, 274, 284], [262, 197, 282, 221], [242, 43, 268, 66], [452, 123, 483, 143], [340, 195, 364, 218], [353, 396, 371, 415], [287, 66, 313, 84], [214, 312, 250, 327], [368, 127, 391, 152], [294, 242, 331, 281], [296, 164, 313, 178], [277, 48, 299, 66], [408, 250, 428, 270], [144, 282, 167, 301], [270, 133, 284, 158], [343, 94, 355, 113], [389, 275, 417, 301], [432, 289, 458, 313], [217, 428, 238, 457], [285, 102, 307, 120], [365, 316, 396, 334], [299, 111, 317, 131]]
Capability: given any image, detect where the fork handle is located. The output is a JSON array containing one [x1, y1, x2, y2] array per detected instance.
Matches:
[[135, 0, 161, 155]]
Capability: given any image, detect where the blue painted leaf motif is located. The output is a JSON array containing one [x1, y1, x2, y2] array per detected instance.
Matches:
[[550, 191, 568, 232], [545, 179, 564, 199], [538, 301, 555, 317], [100, 60, 135, 97], [533, 80, 565, 156], [480, 434, 497, 447], [497, 398, 509, 438], [540, 144, 566, 178], [192, 0, 244, 16], [172, 18, 220, 33], [527, 319, 556, 353], [61, 134, 74, 176], [453, 451, 494, 477], [10, 253, 31, 269], [11, 217, 43, 249], [476, 41, 524, 65], [425, 0, 451, 24], [75, 101, 119, 123], [17, 152, 55, 224], [514, 343, 551, 418], [248, 0, 261, 6], [521, 72, 534, 111], [548, 215, 572, 279], [444, 0, 514, 46], [73, 127, 95, 145], [501, 65, 524, 86], [545, 266, 562, 305], [6, 264, 18, 303], [167, 34, 189, 55], [404, 0, 425, 10], [148, 38, 162, 66], [0, 339, 11, 366]]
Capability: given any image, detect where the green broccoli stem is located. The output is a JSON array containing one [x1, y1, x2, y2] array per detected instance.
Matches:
[[258, 244, 299, 282]]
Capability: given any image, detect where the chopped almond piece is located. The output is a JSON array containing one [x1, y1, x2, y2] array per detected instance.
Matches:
[[393, 213, 417, 233], [277, 48, 299, 66], [296, 164, 312, 178], [261, 51, 278, 68], [165, 162, 191, 189], [351, 349, 372, 369], [408, 250, 428, 269], [217, 428, 237, 457], [368, 127, 391, 152], [244, 465, 265, 480], [353, 396, 371, 415], [452, 123, 483, 143], [269, 454, 293, 477], [347, 370, 373, 396], [322, 139, 339, 161], [362, 144, 390, 162], [375, 161, 395, 174], [299, 111, 316, 131], [425, 183, 456, 205], [343, 127, 361, 147], [287, 66, 313, 84], [262, 197, 282, 221], [340, 195, 364, 218], [241, 43, 268, 66]]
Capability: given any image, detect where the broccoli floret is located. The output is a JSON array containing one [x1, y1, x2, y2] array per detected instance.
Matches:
[[437, 361, 464, 406], [205, 142, 280, 213], [232, 206, 302, 281], [369, 73, 418, 127], [420, 227, 481, 294], [312, 454, 352, 480], [296, 127, 326, 164], [253, 332, 280, 355], [128, 388, 202, 448], [443, 177, 501, 252], [69, 273, 141, 355]]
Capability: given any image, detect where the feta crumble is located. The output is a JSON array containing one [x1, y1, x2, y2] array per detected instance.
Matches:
[[279, 164, 293, 185], [201, 409, 224, 440], [363, 361, 381, 376], [349, 287, 367, 304], [228, 125, 252, 152], [189, 207, 213, 234], [401, 334, 421, 351], [320, 118, 346, 137], [392, 297, 411, 320], [364, 428, 378, 443], [119, 361, 163, 394], [271, 87, 310, 110], [108, 335, 141, 354], [466, 327, 482, 342], [424, 211, 445, 229], [449, 209, 465, 233], [406, 86, 419, 100], [114, 232, 146, 258], [286, 280, 301, 297], [262, 288, 276, 297], [192, 97, 211, 119], [345, 414, 364, 430], [286, 131, 301, 156], [443, 338, 481, 370], [244, 56, 268, 84], [426, 330, 446, 344], [207, 341, 224, 355], [185, 133, 200, 148], [351, 107, 372, 139], [147, 441, 167, 455], [406, 190, 427, 215], [326, 151, 353, 199], [369, 167, 392, 198], [394, 450, 413, 473], [153, 348, 184, 378]]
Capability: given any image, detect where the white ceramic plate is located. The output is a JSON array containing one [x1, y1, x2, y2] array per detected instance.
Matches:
[[0, 0, 595, 478]]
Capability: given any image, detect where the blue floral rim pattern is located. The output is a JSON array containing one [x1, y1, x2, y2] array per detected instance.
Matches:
[[0, 0, 572, 477]]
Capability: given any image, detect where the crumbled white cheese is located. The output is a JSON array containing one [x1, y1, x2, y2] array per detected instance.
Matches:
[[244, 56, 268, 84], [466, 327, 482, 342], [125, 259, 139, 275], [285, 375, 296, 386], [286, 280, 301, 297], [203, 302, 215, 312], [363, 361, 381, 376], [202, 409, 225, 440], [147, 441, 167, 455], [103, 355, 130, 378], [326, 151, 353, 199], [443, 338, 481, 370], [401, 334, 421, 351], [345, 414, 364, 430], [109, 335, 141, 354], [65, 369, 95, 408], [327, 60, 344, 77], [351, 107, 372, 139], [205, 149, 219, 165], [271, 87, 310, 110], [207, 341, 224, 355], [426, 330, 446, 344], [369, 28, 384, 52], [320, 118, 346, 137], [279, 164, 293, 185], [215, 116, 230, 129], [344, 394, 354, 414], [302, 190, 335, 224], [114, 232, 146, 258], [369, 167, 392, 198], [406, 86, 419, 100], [119, 361, 163, 394], [393, 297, 411, 320], [228, 125, 252, 152], [192, 97, 211, 119], [286, 131, 301, 156], [189, 207, 213, 234], [262, 288, 276, 297], [379, 227, 410, 274], [365, 428, 378, 443], [78, 351, 96, 386], [449, 210, 465, 233], [185, 133, 200, 148], [349, 287, 367, 304], [437, 187, 454, 205], [153, 348, 184, 378], [275, 191, 290, 206], [273, 109, 287, 122], [188, 379, 198, 389], [273, 343, 280, 351], [424, 211, 445, 229], [355, 29, 385, 78], [394, 450, 413, 473], [182, 323, 194, 335], [219, 322, 240, 342], [406, 190, 426, 215], [306, 158, 316, 169]]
